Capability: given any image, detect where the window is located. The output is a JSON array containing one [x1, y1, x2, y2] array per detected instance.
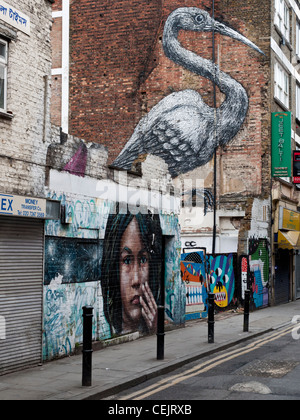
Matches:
[[275, 0, 290, 42], [297, 84, 300, 121], [274, 62, 289, 108], [297, 20, 300, 57], [0, 39, 7, 112]]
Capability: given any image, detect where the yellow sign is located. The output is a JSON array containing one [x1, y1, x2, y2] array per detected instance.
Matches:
[[279, 207, 300, 231], [278, 230, 300, 249], [213, 285, 228, 308]]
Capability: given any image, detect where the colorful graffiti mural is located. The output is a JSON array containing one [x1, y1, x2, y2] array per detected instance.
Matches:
[[43, 189, 182, 360], [180, 251, 237, 319], [43, 277, 101, 360], [207, 254, 236, 309], [164, 229, 185, 326], [101, 208, 162, 336], [249, 238, 269, 308], [181, 251, 208, 320], [240, 255, 249, 300], [46, 193, 112, 240]]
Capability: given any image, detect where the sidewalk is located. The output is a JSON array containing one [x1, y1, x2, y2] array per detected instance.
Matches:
[[1, 300, 300, 400]]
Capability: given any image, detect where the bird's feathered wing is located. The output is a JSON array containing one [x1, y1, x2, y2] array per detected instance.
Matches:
[[113, 90, 214, 177]]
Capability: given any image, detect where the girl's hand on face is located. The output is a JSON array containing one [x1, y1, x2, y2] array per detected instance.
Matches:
[[140, 281, 158, 333]]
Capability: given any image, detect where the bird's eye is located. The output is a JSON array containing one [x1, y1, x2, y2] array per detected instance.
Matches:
[[195, 14, 205, 24]]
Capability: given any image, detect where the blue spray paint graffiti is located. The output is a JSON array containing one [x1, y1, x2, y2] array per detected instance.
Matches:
[[165, 234, 185, 325], [43, 278, 100, 360], [181, 251, 208, 320], [180, 251, 237, 319], [208, 254, 236, 309]]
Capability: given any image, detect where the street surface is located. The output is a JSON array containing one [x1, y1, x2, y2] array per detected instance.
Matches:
[[103, 324, 300, 401]]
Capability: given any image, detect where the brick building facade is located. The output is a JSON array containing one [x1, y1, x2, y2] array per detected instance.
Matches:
[[45, 0, 185, 361], [0, 1, 183, 373], [2, 0, 300, 373], [0, 0, 55, 374], [0, 0, 53, 197], [51, 0, 271, 231], [17, 0, 299, 362], [270, 0, 300, 305]]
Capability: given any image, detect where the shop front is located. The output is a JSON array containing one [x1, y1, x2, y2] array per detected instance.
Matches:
[[274, 207, 300, 304]]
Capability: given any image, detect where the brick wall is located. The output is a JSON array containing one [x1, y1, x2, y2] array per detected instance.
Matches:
[[66, 0, 271, 202], [217, 0, 271, 200], [69, 0, 163, 163]]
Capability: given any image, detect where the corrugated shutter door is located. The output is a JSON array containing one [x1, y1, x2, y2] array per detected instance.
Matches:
[[275, 249, 290, 305], [296, 255, 300, 299], [0, 216, 44, 375]]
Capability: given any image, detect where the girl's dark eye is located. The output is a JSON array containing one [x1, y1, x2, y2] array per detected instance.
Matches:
[[195, 14, 205, 24], [123, 256, 132, 265], [140, 255, 147, 264]]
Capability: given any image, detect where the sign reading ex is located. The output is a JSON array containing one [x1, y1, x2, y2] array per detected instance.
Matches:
[[0, 194, 13, 214]]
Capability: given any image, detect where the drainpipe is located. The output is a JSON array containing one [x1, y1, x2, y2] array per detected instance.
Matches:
[[212, 0, 217, 254]]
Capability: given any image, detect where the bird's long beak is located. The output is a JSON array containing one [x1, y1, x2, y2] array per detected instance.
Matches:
[[213, 20, 264, 55]]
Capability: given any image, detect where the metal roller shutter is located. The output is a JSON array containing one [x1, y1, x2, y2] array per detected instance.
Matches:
[[0, 216, 44, 375], [275, 249, 290, 305], [296, 255, 300, 299]]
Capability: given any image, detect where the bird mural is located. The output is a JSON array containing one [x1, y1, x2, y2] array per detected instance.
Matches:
[[112, 7, 264, 178]]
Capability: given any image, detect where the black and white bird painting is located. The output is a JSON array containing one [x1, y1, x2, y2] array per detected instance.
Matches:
[[112, 7, 264, 178]]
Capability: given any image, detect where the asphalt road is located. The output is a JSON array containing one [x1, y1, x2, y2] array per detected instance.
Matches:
[[103, 324, 300, 402]]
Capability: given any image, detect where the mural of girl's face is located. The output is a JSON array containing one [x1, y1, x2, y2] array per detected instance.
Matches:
[[119, 217, 149, 333]]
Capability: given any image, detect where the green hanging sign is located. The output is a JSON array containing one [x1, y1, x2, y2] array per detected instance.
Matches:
[[271, 111, 292, 177]]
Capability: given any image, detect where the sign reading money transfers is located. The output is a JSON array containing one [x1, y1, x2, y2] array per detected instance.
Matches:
[[272, 112, 292, 177], [0, 193, 46, 218]]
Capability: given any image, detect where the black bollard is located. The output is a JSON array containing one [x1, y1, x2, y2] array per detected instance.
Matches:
[[157, 236, 166, 360], [243, 290, 250, 332], [82, 306, 93, 387], [208, 293, 215, 344], [157, 305, 165, 360]]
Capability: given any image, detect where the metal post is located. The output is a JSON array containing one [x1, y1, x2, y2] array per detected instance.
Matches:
[[208, 293, 215, 343], [157, 236, 166, 360], [157, 305, 165, 360], [212, 0, 218, 255], [82, 306, 93, 387], [244, 290, 250, 332]]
